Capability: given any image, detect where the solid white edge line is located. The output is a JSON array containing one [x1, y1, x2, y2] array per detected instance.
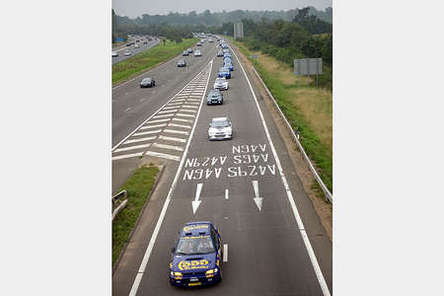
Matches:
[[223, 244, 228, 262], [128, 59, 213, 296], [112, 61, 206, 152], [230, 44, 331, 296]]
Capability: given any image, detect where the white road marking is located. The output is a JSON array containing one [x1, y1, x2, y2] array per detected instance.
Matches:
[[192, 183, 203, 214], [162, 106, 180, 110], [146, 118, 170, 124], [172, 118, 193, 123], [140, 123, 167, 130], [114, 143, 151, 153], [133, 129, 162, 136], [158, 135, 187, 143], [172, 99, 186, 102], [180, 109, 197, 114], [168, 123, 192, 129], [145, 151, 180, 161], [225, 189, 229, 200], [158, 109, 178, 114], [128, 59, 213, 296], [163, 129, 189, 136], [181, 105, 199, 109], [176, 113, 195, 118], [252, 180, 263, 211], [112, 152, 143, 161], [152, 113, 174, 119], [152, 143, 184, 152], [223, 244, 228, 262], [124, 136, 157, 145], [230, 45, 331, 296]]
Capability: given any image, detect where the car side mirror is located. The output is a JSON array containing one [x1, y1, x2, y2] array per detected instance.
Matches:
[[171, 247, 176, 253]]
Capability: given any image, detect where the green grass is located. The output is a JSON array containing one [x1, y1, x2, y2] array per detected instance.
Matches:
[[112, 38, 198, 85], [230, 38, 333, 192], [112, 165, 160, 265]]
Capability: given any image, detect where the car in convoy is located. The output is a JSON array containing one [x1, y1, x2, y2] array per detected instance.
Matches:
[[140, 77, 155, 88], [213, 77, 229, 90], [112, 51, 119, 57], [208, 117, 233, 140], [143, 40, 148, 45], [222, 48, 230, 54], [218, 67, 231, 79], [177, 59, 187, 67], [207, 89, 224, 105], [223, 57, 232, 64], [196, 42, 202, 46], [224, 62, 234, 71], [187, 48, 193, 53], [134, 44, 140, 48], [194, 50, 202, 57], [183, 50, 189, 56], [124, 50, 132, 56], [223, 53, 232, 59], [217, 50, 224, 57], [169, 222, 223, 287]]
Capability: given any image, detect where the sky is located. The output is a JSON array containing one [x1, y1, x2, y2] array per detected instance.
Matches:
[[113, 0, 332, 18]]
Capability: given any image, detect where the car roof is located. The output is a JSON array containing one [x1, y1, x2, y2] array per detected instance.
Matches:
[[180, 221, 213, 237]]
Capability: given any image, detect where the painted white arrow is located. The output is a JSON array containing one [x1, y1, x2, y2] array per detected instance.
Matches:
[[252, 180, 263, 211], [192, 183, 203, 214]]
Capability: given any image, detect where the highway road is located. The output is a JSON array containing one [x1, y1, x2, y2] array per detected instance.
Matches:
[[112, 39, 332, 295], [112, 38, 160, 65]]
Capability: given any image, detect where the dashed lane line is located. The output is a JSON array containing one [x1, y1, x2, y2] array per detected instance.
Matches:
[[168, 123, 192, 129], [163, 129, 189, 136], [139, 123, 167, 130], [112, 152, 144, 161], [145, 151, 180, 162], [152, 143, 184, 152], [114, 143, 152, 153], [133, 129, 162, 136], [158, 135, 187, 143], [123, 136, 157, 145]]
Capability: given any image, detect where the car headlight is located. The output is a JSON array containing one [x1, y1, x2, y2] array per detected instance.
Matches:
[[171, 271, 183, 279], [206, 268, 218, 277]]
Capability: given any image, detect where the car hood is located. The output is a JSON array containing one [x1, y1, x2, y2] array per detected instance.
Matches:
[[209, 127, 231, 133], [214, 81, 227, 85], [171, 253, 217, 272]]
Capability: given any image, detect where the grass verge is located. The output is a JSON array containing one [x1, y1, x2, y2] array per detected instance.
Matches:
[[112, 165, 160, 265], [113, 38, 198, 86], [230, 38, 332, 192]]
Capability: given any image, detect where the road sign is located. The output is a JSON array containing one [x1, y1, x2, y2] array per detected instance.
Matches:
[[234, 23, 244, 40], [294, 58, 323, 75]]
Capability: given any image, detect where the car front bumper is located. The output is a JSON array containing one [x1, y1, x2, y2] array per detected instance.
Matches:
[[209, 133, 232, 140], [169, 273, 221, 287]]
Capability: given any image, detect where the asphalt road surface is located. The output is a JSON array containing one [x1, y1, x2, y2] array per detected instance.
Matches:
[[112, 40, 332, 295], [112, 38, 160, 65]]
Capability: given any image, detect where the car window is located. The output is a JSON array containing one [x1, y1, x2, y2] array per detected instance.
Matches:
[[176, 236, 215, 255]]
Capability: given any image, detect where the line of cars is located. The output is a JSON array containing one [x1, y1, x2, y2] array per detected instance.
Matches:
[[178, 41, 205, 67], [112, 35, 157, 58], [207, 39, 235, 141]]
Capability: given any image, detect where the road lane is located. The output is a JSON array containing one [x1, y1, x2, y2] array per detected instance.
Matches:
[[112, 38, 160, 65], [118, 41, 331, 295], [112, 41, 218, 148]]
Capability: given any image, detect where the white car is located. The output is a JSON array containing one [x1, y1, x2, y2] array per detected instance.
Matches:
[[135, 44, 140, 48], [208, 117, 232, 140], [112, 51, 119, 57], [124, 50, 132, 56], [214, 77, 228, 90], [194, 50, 202, 57]]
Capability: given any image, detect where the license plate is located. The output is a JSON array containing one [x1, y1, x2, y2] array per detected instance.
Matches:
[[189, 277, 199, 282], [188, 282, 201, 286]]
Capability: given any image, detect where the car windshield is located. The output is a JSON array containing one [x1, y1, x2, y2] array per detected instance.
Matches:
[[216, 78, 225, 83], [212, 120, 229, 127], [143, 78, 152, 82], [219, 68, 228, 72], [176, 236, 215, 255]]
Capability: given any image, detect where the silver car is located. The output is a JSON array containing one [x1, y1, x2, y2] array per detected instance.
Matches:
[[194, 50, 202, 57], [214, 77, 228, 90], [207, 89, 223, 105], [208, 117, 232, 140], [124, 50, 132, 56]]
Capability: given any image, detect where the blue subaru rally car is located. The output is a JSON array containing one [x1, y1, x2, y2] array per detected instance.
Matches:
[[169, 221, 223, 287]]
